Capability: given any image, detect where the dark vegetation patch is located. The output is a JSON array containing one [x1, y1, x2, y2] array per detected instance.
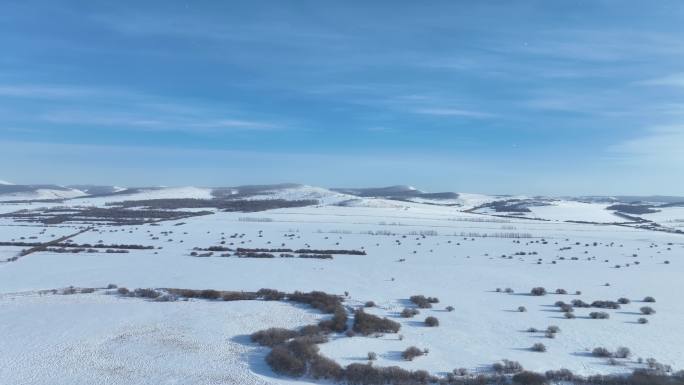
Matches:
[[607, 204, 659, 215], [1, 207, 211, 225], [107, 198, 318, 212], [409, 295, 439, 308], [352, 310, 401, 335]]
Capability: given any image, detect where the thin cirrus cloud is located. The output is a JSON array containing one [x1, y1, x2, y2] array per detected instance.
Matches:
[[1, 83, 283, 133], [412, 108, 492, 118], [608, 125, 684, 164], [637, 73, 684, 88]]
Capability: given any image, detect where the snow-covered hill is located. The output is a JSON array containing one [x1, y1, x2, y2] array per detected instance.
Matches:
[[1, 183, 683, 384]]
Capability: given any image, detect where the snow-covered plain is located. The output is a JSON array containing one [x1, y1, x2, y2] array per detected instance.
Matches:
[[0, 185, 683, 384]]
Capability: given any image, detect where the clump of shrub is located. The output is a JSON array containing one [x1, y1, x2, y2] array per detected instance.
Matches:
[[352, 309, 400, 335], [617, 297, 631, 304], [401, 346, 424, 361], [409, 295, 439, 308], [309, 355, 343, 380], [513, 371, 548, 385], [640, 306, 656, 315], [446, 305, 455, 312], [401, 307, 420, 318], [266, 344, 307, 377], [117, 287, 130, 295], [591, 300, 621, 309], [518, 306, 527, 312], [571, 299, 590, 308], [530, 287, 547, 296], [257, 288, 286, 301], [643, 296, 656, 303], [531, 343, 547, 352], [638, 317, 648, 324], [133, 288, 161, 298], [199, 289, 221, 300], [589, 311, 610, 319], [493, 359, 523, 374], [364, 301, 375, 308], [555, 289, 567, 295], [593, 347, 612, 357], [564, 312, 576, 319], [424, 316, 439, 327], [251, 328, 298, 347], [615, 347, 631, 359]]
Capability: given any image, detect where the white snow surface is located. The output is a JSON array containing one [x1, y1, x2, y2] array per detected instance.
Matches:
[[0, 187, 87, 201], [1, 191, 683, 384]]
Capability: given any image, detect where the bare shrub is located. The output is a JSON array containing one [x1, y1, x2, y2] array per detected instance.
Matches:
[[638, 317, 648, 324], [199, 289, 221, 300], [402, 346, 424, 361], [640, 306, 655, 315], [299, 325, 322, 337], [400, 308, 420, 318], [133, 288, 160, 298], [615, 347, 631, 359], [518, 306, 527, 312], [589, 311, 610, 319], [410, 295, 438, 308], [618, 297, 631, 304], [367, 352, 377, 361], [446, 305, 455, 312], [531, 343, 547, 352], [593, 347, 612, 357], [545, 368, 575, 382], [251, 328, 298, 347], [591, 300, 621, 309], [352, 309, 400, 335], [266, 345, 306, 377], [513, 371, 548, 385], [530, 287, 547, 296], [643, 296, 656, 303], [493, 359, 524, 374], [424, 316, 439, 327], [257, 288, 286, 301], [309, 355, 343, 380]]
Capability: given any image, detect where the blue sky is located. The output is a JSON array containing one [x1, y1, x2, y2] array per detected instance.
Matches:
[[1, 1, 683, 195]]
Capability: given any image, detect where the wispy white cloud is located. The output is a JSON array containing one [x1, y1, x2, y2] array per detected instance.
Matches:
[[412, 108, 491, 118], [637, 73, 684, 88], [0, 84, 94, 98], [608, 125, 684, 164], [1, 83, 284, 132]]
